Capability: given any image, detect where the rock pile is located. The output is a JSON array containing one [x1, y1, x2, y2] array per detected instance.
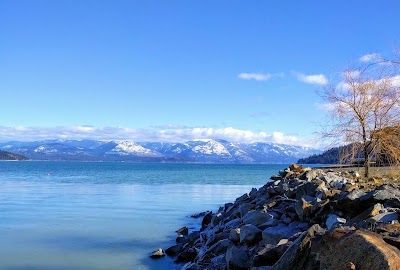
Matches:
[[160, 164, 400, 270]]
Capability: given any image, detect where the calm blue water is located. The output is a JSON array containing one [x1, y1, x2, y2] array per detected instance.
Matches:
[[0, 162, 286, 270]]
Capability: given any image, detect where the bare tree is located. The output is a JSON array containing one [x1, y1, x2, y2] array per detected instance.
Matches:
[[380, 47, 400, 65], [321, 63, 400, 177]]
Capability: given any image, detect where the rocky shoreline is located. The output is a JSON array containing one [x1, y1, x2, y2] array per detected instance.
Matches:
[[152, 164, 400, 270]]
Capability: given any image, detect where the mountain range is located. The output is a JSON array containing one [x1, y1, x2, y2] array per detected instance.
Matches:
[[0, 139, 322, 164]]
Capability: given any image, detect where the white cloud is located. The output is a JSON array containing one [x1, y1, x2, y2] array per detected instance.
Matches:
[[271, 132, 298, 144], [294, 72, 328, 85], [0, 126, 302, 145], [359, 53, 382, 63], [238, 73, 272, 81]]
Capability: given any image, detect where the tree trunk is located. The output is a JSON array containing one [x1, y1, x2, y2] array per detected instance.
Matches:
[[364, 147, 369, 178]]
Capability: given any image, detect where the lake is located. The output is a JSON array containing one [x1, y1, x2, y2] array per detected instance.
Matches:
[[0, 162, 286, 270]]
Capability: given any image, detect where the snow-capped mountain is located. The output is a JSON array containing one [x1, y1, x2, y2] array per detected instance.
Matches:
[[105, 141, 163, 157], [0, 139, 322, 163]]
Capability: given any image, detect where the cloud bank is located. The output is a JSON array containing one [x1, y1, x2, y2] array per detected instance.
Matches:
[[0, 126, 302, 145]]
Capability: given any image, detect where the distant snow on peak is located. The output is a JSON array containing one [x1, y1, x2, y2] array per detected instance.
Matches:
[[108, 140, 162, 157], [192, 140, 231, 155], [34, 145, 58, 153]]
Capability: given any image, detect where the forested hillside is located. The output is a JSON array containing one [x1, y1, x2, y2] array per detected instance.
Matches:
[[0, 150, 28, 161]]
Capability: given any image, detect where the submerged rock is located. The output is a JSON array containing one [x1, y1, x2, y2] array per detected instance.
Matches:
[[149, 248, 165, 259]]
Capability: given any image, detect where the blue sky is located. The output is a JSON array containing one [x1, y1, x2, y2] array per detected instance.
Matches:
[[1, 1, 399, 146]]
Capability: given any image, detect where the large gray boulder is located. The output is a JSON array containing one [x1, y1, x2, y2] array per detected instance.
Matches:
[[239, 224, 262, 245], [175, 247, 197, 263], [202, 212, 213, 229], [295, 180, 325, 200], [252, 241, 292, 267], [322, 172, 344, 186], [270, 232, 312, 270], [235, 193, 250, 204], [370, 212, 399, 223], [186, 231, 200, 245], [242, 211, 273, 226], [348, 189, 367, 200], [262, 224, 302, 245], [326, 214, 346, 230], [294, 195, 315, 220], [364, 186, 400, 207], [239, 203, 255, 218], [206, 230, 230, 247], [165, 243, 185, 256], [258, 219, 280, 230], [305, 169, 324, 181], [225, 218, 242, 228], [339, 186, 400, 213], [226, 245, 250, 270], [249, 187, 258, 199], [336, 189, 367, 213], [176, 226, 189, 236], [289, 221, 310, 231], [210, 254, 226, 270], [212, 212, 223, 226], [267, 224, 325, 270], [346, 203, 384, 227], [229, 228, 240, 243], [200, 239, 232, 263], [252, 244, 281, 267]]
